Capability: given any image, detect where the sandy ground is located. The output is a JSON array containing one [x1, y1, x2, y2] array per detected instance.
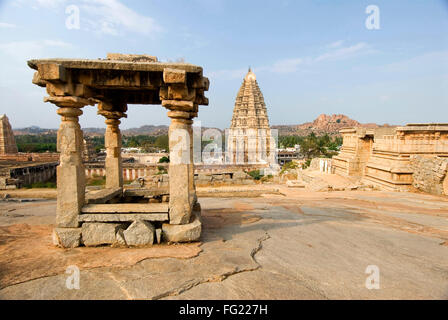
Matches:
[[0, 185, 447, 299]]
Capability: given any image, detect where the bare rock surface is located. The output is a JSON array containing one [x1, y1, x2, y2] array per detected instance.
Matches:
[[1, 186, 448, 299]]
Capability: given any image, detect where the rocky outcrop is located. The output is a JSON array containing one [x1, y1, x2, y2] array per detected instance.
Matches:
[[273, 114, 389, 136], [410, 155, 448, 196]]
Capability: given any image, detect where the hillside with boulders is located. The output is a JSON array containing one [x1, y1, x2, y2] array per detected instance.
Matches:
[[272, 114, 393, 136]]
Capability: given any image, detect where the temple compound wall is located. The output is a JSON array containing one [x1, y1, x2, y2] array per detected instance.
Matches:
[[28, 53, 209, 248], [0, 162, 57, 189], [334, 124, 448, 194]]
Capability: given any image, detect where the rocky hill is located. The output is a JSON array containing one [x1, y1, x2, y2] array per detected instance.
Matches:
[[272, 114, 391, 136], [13, 114, 391, 137]]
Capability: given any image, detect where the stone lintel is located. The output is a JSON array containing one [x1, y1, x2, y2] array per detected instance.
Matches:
[[38, 63, 67, 82], [107, 53, 158, 63], [163, 68, 186, 84]]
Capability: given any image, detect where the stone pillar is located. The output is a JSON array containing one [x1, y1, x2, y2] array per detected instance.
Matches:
[[188, 122, 197, 206], [167, 110, 193, 224], [56, 106, 86, 227], [99, 110, 125, 189]]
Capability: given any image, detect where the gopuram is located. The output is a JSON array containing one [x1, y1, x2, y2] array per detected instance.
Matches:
[[226, 69, 277, 168], [28, 53, 209, 248], [0, 114, 18, 155]]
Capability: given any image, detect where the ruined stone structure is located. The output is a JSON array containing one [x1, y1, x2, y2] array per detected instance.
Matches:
[[28, 53, 209, 248], [226, 69, 277, 168], [334, 124, 448, 193], [83, 138, 96, 162], [0, 161, 57, 189], [0, 115, 18, 154]]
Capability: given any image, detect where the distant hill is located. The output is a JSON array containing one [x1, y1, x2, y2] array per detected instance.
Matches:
[[13, 114, 394, 137], [272, 114, 394, 136]]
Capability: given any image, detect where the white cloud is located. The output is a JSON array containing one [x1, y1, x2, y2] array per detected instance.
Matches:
[[207, 68, 248, 80], [0, 39, 72, 61], [0, 22, 16, 28], [36, 0, 66, 8], [80, 0, 162, 36], [315, 42, 369, 62], [267, 58, 303, 73], [15, 0, 162, 36], [326, 40, 344, 49], [210, 41, 373, 79]]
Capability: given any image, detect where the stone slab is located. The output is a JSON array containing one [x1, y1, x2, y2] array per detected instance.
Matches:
[[52, 227, 81, 248], [81, 222, 123, 246], [123, 187, 169, 197], [81, 203, 168, 213], [123, 220, 155, 246], [86, 188, 122, 204], [78, 213, 168, 222]]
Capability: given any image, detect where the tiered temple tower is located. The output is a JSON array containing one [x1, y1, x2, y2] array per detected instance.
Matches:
[[226, 69, 276, 166], [0, 114, 18, 154]]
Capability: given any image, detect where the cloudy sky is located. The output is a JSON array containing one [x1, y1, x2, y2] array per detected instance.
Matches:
[[0, 0, 447, 129]]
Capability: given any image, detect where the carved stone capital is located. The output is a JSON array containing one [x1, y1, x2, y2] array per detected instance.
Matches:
[[167, 110, 195, 122], [45, 96, 95, 108]]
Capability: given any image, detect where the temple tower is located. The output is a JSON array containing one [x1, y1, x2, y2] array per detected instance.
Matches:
[[226, 69, 276, 165], [0, 114, 18, 154]]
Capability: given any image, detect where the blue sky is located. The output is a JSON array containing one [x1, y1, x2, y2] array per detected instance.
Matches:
[[0, 0, 447, 129]]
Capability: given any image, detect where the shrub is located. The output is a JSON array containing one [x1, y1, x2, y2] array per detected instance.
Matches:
[[24, 181, 57, 189], [247, 170, 263, 180], [158, 156, 170, 163]]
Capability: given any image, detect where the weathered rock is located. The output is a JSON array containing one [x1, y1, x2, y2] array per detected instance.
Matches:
[[197, 174, 212, 181], [52, 227, 82, 248], [232, 170, 248, 180], [115, 228, 127, 246], [162, 211, 201, 243], [155, 229, 162, 244], [286, 180, 305, 188], [81, 222, 123, 246], [123, 220, 155, 246]]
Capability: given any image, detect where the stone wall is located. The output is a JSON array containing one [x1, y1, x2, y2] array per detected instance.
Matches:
[[410, 155, 448, 196], [0, 162, 58, 189], [0, 153, 60, 162], [332, 127, 381, 177], [309, 158, 333, 173], [85, 162, 268, 181]]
